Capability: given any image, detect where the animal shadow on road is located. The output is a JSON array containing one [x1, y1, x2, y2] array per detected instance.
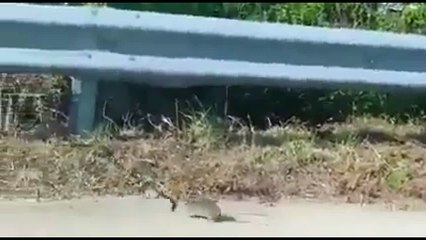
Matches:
[[190, 214, 250, 223]]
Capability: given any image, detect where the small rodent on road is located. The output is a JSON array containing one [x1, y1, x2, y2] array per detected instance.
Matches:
[[1, 196, 426, 236]]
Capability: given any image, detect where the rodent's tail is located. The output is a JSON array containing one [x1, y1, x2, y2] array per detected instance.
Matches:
[[153, 185, 178, 212], [165, 195, 178, 212], [170, 197, 178, 212]]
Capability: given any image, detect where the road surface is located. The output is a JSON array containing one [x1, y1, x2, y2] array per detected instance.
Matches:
[[0, 196, 425, 237]]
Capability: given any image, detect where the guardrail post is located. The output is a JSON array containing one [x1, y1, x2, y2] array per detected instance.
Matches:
[[69, 77, 99, 136], [2, 3, 426, 137]]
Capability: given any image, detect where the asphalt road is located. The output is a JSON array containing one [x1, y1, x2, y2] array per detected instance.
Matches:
[[0, 196, 425, 237]]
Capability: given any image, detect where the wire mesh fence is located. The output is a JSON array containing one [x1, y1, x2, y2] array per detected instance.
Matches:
[[0, 74, 70, 137]]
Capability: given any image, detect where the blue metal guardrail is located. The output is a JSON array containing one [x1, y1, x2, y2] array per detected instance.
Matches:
[[1, 3, 426, 134]]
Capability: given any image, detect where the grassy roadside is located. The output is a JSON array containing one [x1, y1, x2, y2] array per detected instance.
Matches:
[[1, 114, 426, 208]]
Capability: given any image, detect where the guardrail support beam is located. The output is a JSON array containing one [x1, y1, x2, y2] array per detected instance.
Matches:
[[70, 77, 98, 135]]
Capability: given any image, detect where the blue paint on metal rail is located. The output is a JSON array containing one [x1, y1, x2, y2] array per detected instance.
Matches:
[[2, 4, 426, 73], [1, 3, 426, 50], [1, 48, 426, 91], [1, 3, 426, 133]]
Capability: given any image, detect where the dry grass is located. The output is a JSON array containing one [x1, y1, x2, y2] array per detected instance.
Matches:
[[1, 113, 426, 206]]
